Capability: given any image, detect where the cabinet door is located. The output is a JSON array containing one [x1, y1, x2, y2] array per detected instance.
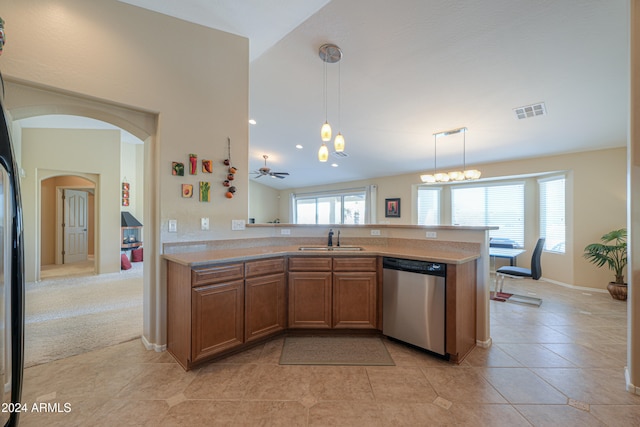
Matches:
[[333, 272, 377, 329], [245, 273, 286, 342], [192, 279, 244, 363], [288, 271, 332, 328]]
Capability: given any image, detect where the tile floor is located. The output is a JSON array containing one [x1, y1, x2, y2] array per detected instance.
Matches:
[[18, 277, 640, 426]]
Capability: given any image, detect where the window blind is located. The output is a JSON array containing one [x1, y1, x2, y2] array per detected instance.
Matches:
[[416, 186, 441, 225], [539, 176, 566, 253], [451, 183, 525, 246]]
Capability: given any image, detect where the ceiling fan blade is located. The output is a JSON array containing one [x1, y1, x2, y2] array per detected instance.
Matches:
[[272, 172, 289, 175], [273, 174, 286, 179]]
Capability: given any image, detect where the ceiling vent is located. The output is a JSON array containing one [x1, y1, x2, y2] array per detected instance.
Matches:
[[332, 151, 349, 158], [514, 102, 546, 120]]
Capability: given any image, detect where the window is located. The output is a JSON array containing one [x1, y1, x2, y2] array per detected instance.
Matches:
[[539, 176, 566, 253], [451, 182, 525, 246], [416, 186, 441, 225], [293, 189, 367, 224]]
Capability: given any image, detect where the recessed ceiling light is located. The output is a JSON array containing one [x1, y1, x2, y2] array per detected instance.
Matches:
[[248, 119, 257, 125], [331, 163, 338, 167], [295, 144, 303, 149]]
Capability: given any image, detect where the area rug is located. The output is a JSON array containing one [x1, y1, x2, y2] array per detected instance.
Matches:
[[280, 336, 395, 366], [490, 291, 513, 302]]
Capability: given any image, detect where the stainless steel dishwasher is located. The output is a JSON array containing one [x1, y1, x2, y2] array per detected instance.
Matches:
[[382, 257, 446, 356]]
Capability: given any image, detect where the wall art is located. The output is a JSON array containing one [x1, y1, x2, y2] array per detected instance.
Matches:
[[172, 162, 184, 176], [182, 184, 193, 198], [189, 154, 198, 175], [202, 160, 212, 173], [385, 198, 401, 218], [199, 181, 210, 202]]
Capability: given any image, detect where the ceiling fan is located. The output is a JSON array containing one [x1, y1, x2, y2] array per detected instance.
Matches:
[[252, 155, 289, 179]]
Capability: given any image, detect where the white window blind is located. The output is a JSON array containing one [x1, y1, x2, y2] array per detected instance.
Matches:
[[416, 186, 441, 225], [451, 183, 525, 246], [539, 176, 566, 253]]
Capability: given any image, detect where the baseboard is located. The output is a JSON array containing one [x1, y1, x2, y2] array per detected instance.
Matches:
[[541, 278, 608, 294], [626, 367, 640, 395], [141, 335, 166, 352], [476, 337, 492, 348]]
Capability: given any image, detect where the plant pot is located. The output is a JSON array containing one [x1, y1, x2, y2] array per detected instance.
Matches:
[[607, 282, 627, 301]]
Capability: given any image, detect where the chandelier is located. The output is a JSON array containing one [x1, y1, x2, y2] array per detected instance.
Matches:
[[420, 127, 481, 183], [318, 43, 345, 162]]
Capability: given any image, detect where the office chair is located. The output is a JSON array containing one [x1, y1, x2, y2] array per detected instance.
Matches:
[[496, 237, 545, 306]]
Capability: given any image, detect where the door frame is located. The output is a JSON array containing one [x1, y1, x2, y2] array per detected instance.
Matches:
[[54, 184, 95, 266]]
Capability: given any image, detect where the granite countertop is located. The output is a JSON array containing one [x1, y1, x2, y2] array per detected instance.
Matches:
[[163, 244, 480, 267]]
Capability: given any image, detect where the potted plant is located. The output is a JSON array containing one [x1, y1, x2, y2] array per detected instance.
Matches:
[[583, 228, 627, 301]]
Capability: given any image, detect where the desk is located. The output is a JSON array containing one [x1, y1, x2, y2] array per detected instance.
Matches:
[[490, 247, 525, 266]]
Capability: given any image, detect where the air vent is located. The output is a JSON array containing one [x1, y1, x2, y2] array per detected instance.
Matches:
[[332, 151, 349, 158], [514, 102, 546, 120]]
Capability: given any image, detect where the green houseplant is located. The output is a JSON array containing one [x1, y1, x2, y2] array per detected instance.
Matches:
[[583, 228, 627, 300]]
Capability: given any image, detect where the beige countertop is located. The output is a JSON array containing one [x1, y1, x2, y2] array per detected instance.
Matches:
[[163, 244, 480, 267]]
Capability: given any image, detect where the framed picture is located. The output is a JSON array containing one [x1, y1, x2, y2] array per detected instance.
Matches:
[[385, 198, 401, 218]]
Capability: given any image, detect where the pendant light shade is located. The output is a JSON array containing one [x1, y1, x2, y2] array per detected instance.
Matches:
[[321, 121, 332, 142], [334, 132, 345, 152], [318, 143, 329, 162]]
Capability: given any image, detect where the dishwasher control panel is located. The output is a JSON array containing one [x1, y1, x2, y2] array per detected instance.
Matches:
[[382, 257, 446, 277]]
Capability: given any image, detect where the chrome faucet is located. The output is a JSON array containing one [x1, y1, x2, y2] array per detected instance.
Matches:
[[328, 229, 334, 247]]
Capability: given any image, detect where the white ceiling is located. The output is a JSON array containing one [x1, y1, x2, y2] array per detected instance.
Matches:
[[23, 1, 629, 190]]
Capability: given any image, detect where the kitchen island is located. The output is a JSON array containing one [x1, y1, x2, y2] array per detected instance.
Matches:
[[164, 238, 480, 370]]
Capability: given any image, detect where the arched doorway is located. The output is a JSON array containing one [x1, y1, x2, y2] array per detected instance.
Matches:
[[5, 80, 163, 354], [40, 174, 96, 279]]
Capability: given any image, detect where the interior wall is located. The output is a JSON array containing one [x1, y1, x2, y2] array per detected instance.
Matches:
[[40, 175, 95, 265], [22, 128, 121, 281], [276, 147, 626, 290], [248, 180, 281, 223]]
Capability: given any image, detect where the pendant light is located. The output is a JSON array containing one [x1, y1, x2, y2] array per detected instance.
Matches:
[[333, 59, 345, 152], [420, 127, 481, 183], [318, 43, 344, 161]]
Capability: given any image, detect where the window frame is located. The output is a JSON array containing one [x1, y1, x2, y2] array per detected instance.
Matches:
[[291, 187, 369, 225]]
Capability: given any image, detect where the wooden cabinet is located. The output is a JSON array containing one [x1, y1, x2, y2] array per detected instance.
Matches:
[[191, 279, 244, 363], [167, 260, 244, 370], [333, 257, 378, 329], [288, 257, 332, 328], [288, 256, 378, 329], [245, 258, 286, 342]]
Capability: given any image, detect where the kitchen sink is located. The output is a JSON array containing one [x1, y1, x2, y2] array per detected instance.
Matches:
[[298, 246, 363, 251]]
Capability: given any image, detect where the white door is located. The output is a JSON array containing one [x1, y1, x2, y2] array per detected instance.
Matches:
[[63, 189, 88, 264]]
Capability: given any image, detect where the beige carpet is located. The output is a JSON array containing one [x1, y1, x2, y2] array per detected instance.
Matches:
[[280, 336, 395, 366], [25, 261, 143, 367]]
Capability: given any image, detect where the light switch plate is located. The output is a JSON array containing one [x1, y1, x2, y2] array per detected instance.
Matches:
[[426, 231, 437, 238], [168, 219, 177, 233], [231, 219, 246, 231], [280, 229, 291, 235], [201, 217, 209, 230], [371, 229, 381, 236]]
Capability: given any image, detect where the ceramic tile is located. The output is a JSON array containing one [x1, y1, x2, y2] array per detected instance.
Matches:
[[590, 404, 640, 426], [379, 401, 456, 426], [421, 366, 508, 404], [309, 366, 375, 401], [514, 404, 606, 426], [496, 343, 576, 367], [234, 401, 308, 426], [366, 366, 437, 403], [183, 363, 259, 400], [308, 401, 382, 426], [480, 367, 568, 404]]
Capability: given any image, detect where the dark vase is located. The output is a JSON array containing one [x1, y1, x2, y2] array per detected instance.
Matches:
[[607, 282, 628, 301]]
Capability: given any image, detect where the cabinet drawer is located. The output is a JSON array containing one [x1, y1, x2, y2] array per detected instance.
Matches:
[[333, 257, 378, 272], [288, 257, 332, 271], [245, 257, 285, 278], [191, 263, 244, 286]]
